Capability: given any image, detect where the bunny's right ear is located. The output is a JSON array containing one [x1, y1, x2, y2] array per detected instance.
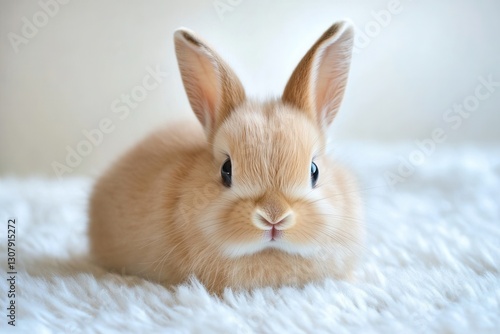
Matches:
[[174, 28, 246, 137], [282, 21, 354, 130]]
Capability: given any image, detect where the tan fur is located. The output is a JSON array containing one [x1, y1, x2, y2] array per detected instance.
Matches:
[[89, 21, 363, 295], [283, 21, 354, 127], [174, 28, 246, 139]]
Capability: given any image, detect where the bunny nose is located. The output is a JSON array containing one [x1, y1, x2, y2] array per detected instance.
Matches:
[[256, 211, 294, 228], [253, 193, 295, 230], [253, 210, 295, 231]]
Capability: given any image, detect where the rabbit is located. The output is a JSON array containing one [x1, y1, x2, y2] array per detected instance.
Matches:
[[89, 20, 364, 295]]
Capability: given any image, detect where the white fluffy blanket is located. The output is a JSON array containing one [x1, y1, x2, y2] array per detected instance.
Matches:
[[1, 144, 499, 333]]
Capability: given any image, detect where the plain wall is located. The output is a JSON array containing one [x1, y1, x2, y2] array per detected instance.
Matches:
[[1, 0, 499, 177]]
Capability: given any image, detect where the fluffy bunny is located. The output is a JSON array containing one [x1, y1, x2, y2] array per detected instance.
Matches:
[[89, 20, 364, 294]]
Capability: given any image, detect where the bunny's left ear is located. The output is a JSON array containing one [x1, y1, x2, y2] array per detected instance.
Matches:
[[282, 21, 354, 128], [174, 28, 246, 138]]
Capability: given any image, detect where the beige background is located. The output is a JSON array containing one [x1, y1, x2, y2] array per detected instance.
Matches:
[[1, 0, 499, 177]]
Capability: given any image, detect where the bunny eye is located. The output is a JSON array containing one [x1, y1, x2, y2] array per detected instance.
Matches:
[[311, 162, 319, 187], [221, 158, 232, 187]]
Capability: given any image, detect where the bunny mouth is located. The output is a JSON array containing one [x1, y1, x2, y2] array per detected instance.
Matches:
[[267, 226, 283, 242]]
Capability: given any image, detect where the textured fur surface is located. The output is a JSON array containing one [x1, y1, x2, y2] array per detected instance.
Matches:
[[0, 144, 499, 333]]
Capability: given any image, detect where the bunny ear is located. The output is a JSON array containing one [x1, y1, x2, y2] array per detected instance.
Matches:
[[282, 21, 354, 128], [174, 28, 245, 136]]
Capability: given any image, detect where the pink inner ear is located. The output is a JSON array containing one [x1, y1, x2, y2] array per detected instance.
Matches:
[[193, 64, 220, 127], [313, 36, 352, 127], [282, 22, 354, 129], [175, 29, 246, 136], [196, 51, 223, 126], [176, 38, 220, 131]]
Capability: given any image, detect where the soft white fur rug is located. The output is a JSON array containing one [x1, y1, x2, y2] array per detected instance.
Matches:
[[0, 144, 499, 333]]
